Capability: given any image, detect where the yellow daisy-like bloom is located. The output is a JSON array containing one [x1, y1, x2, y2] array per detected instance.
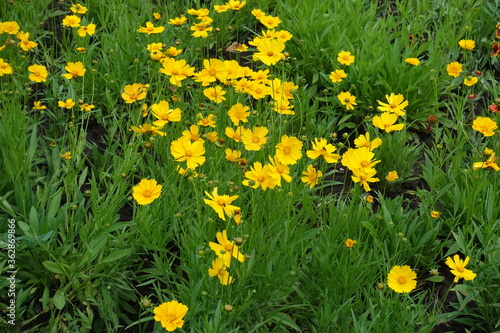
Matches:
[[151, 100, 182, 127], [329, 69, 347, 83], [445, 255, 477, 283], [168, 16, 187, 26], [153, 300, 188, 332], [137, 21, 164, 34], [252, 39, 286, 66], [190, 22, 213, 38], [33, 101, 46, 110], [337, 51, 355, 65], [301, 165, 323, 189], [62, 61, 86, 79], [209, 230, 245, 263], [170, 136, 206, 169], [197, 113, 216, 128], [58, 99, 75, 108], [259, 15, 281, 29], [463, 76, 478, 86], [306, 138, 341, 164], [121, 83, 147, 103], [28, 64, 48, 82], [241, 127, 269, 151], [203, 86, 226, 103], [59, 151, 72, 160], [225, 148, 242, 162], [214, 4, 230, 12], [345, 239, 357, 248], [2, 21, 21, 35], [405, 58, 420, 66], [387, 265, 417, 293], [208, 257, 234, 285], [227, 0, 246, 10], [131, 123, 166, 136], [159, 58, 195, 87], [77, 23, 96, 37], [228, 103, 250, 125], [351, 167, 379, 191], [430, 211, 440, 218], [377, 93, 409, 116], [251, 9, 266, 19], [341, 147, 380, 172], [69, 4, 88, 14], [153, 13, 161, 20], [0, 58, 14, 76], [372, 112, 405, 133], [275, 135, 303, 165], [354, 132, 382, 151], [79, 103, 95, 112], [62, 15, 81, 28], [225, 126, 245, 143], [458, 39, 475, 50], [337, 91, 357, 110], [267, 155, 292, 186], [386, 170, 399, 182], [472, 153, 500, 171], [132, 179, 162, 205], [204, 188, 239, 222], [472, 116, 498, 136], [242, 161, 278, 190], [17, 32, 38, 51], [446, 62, 462, 77]]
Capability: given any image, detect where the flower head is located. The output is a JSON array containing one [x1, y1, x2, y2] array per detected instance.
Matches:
[[62, 61, 86, 79], [345, 239, 357, 248], [472, 117, 498, 136], [386, 170, 399, 182], [59, 151, 72, 159], [275, 135, 303, 165], [242, 162, 278, 190], [458, 39, 475, 50], [0, 58, 14, 76], [121, 83, 147, 103], [430, 211, 440, 218], [204, 188, 239, 221], [208, 257, 234, 285], [446, 62, 462, 77], [33, 101, 46, 110], [329, 69, 347, 83], [252, 39, 286, 66], [77, 23, 96, 37], [203, 86, 226, 103], [259, 15, 281, 29], [387, 265, 417, 293], [58, 99, 75, 108], [168, 16, 187, 26], [337, 91, 357, 110], [354, 132, 382, 151], [153, 300, 188, 332], [28, 64, 48, 82], [209, 230, 245, 263], [132, 179, 162, 205], [473, 153, 500, 171], [241, 127, 269, 151], [301, 165, 322, 188], [228, 103, 250, 125], [70, 4, 88, 14], [170, 136, 206, 169], [137, 22, 164, 34], [17, 32, 38, 51], [377, 93, 408, 116], [306, 138, 340, 163], [62, 15, 81, 28], [464, 76, 478, 86], [151, 101, 182, 127], [372, 112, 405, 133], [337, 51, 355, 65], [445, 255, 476, 282], [405, 58, 420, 66]]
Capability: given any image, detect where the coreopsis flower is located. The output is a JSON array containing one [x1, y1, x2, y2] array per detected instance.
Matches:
[[76, 47, 86, 53], [248, 83, 271, 100], [121, 83, 147, 103], [446, 62, 462, 77], [79, 103, 95, 112], [62, 61, 86, 79], [372, 112, 405, 133], [225, 148, 242, 162], [386, 170, 399, 182], [132, 179, 162, 205], [206, 131, 218, 143], [28, 64, 48, 82], [377, 93, 408, 116], [306, 138, 341, 163], [445, 255, 476, 282], [214, 4, 230, 12], [430, 211, 440, 218], [0, 58, 13, 76], [341, 148, 380, 172], [472, 116, 498, 136], [170, 136, 206, 169], [151, 101, 182, 127], [354, 132, 382, 151], [351, 167, 379, 191], [275, 135, 303, 165], [267, 155, 292, 186], [77, 23, 96, 37], [2, 21, 20, 34], [204, 188, 239, 221], [58, 99, 75, 108], [273, 98, 295, 115], [137, 21, 164, 34], [405, 58, 420, 66], [275, 30, 293, 42], [387, 265, 417, 293], [223, 60, 245, 80], [458, 39, 475, 50], [242, 162, 278, 190], [251, 9, 266, 19], [168, 16, 187, 26], [329, 69, 347, 83], [345, 239, 357, 248], [203, 86, 226, 103], [259, 15, 281, 29], [252, 39, 286, 66], [159, 58, 195, 87], [209, 230, 245, 262], [153, 300, 188, 332], [164, 46, 183, 57], [16, 32, 38, 51], [337, 91, 357, 110], [153, 13, 161, 20], [365, 195, 374, 203], [473, 153, 500, 171], [337, 51, 355, 65], [197, 113, 217, 127], [33, 101, 46, 110], [463, 76, 478, 86], [225, 126, 245, 142], [269, 78, 298, 100], [182, 124, 204, 142], [131, 123, 166, 136], [241, 126, 269, 151], [251, 69, 271, 84], [187, 8, 210, 18], [227, 0, 246, 10], [301, 165, 322, 189], [59, 151, 72, 159], [190, 22, 213, 38], [194, 58, 228, 86], [227, 103, 250, 125], [62, 15, 81, 28], [208, 257, 234, 285], [69, 4, 88, 14]]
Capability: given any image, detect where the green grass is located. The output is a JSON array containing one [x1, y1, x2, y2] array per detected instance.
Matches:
[[1, 0, 499, 332]]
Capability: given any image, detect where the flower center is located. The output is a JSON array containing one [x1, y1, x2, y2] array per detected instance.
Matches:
[[397, 276, 407, 284], [142, 189, 152, 198], [252, 136, 260, 143], [267, 51, 274, 56], [217, 199, 226, 207], [361, 161, 370, 167], [283, 146, 292, 154]]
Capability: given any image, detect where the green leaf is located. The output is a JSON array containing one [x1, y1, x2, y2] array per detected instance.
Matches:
[[42, 260, 64, 274], [425, 275, 445, 283], [101, 249, 132, 264], [53, 290, 66, 310]]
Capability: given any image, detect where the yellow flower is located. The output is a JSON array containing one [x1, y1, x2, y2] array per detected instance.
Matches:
[[33, 101, 46, 110], [242, 161, 278, 190], [351, 168, 379, 191], [329, 69, 347, 83], [458, 39, 475, 50], [275, 135, 303, 165], [337, 91, 357, 110], [241, 127, 269, 151], [62, 61, 86, 79], [79, 103, 95, 112], [62, 15, 81, 28], [204, 188, 239, 221], [132, 179, 162, 205], [168, 16, 187, 26], [0, 58, 13, 76], [252, 39, 286, 66], [225, 126, 245, 142], [137, 22, 164, 34], [386, 170, 399, 182], [227, 0, 246, 10], [341, 148, 380, 172], [2, 21, 20, 34], [337, 51, 355, 65], [405, 58, 420, 66], [214, 4, 230, 12], [445, 255, 476, 283], [77, 23, 96, 37], [151, 101, 182, 127], [121, 83, 147, 103], [209, 230, 245, 265], [170, 136, 206, 169], [69, 4, 88, 14], [353, 132, 382, 151], [251, 9, 266, 19], [153, 300, 188, 332], [472, 153, 500, 171], [463, 76, 478, 86], [225, 148, 242, 162], [58, 99, 75, 108], [301, 165, 323, 189], [377, 93, 408, 116], [345, 239, 357, 248], [267, 155, 292, 186], [159, 58, 195, 87], [372, 112, 405, 133], [197, 113, 217, 127], [208, 257, 234, 285], [59, 151, 72, 159], [203, 86, 226, 103], [306, 138, 340, 163], [227, 103, 250, 125], [259, 15, 281, 29], [17, 31, 38, 51], [430, 211, 440, 218], [153, 13, 161, 20], [28, 64, 48, 82], [131, 123, 166, 136], [472, 116, 498, 136], [446, 62, 462, 77], [387, 265, 417, 293], [182, 125, 203, 142], [190, 22, 213, 38]]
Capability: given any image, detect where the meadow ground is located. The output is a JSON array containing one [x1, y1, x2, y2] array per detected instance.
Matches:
[[0, 0, 499, 332]]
